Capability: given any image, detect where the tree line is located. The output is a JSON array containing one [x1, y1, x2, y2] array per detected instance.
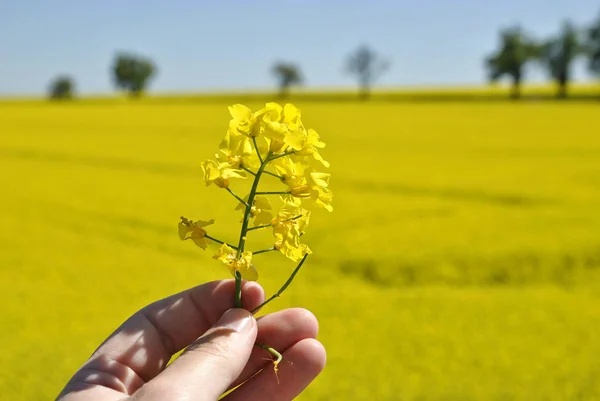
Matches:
[[49, 13, 600, 101], [486, 19, 600, 99]]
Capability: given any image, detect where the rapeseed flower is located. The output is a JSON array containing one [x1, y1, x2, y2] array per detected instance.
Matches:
[[235, 195, 273, 226], [215, 130, 256, 168], [213, 244, 258, 281], [201, 160, 245, 188], [181, 102, 331, 304], [273, 158, 333, 211], [178, 217, 214, 249], [292, 128, 330, 168], [271, 201, 311, 262], [180, 102, 332, 374]]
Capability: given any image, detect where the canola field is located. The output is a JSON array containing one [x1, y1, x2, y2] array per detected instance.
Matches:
[[1, 100, 600, 400]]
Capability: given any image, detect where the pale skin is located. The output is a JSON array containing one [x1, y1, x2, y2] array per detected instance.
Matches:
[[57, 280, 326, 401]]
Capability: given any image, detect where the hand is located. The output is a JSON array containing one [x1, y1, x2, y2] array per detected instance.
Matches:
[[57, 280, 326, 401]]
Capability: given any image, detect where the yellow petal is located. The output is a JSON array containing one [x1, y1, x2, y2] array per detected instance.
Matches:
[[239, 264, 259, 281], [220, 167, 246, 180], [191, 237, 208, 249], [213, 243, 235, 261], [235, 194, 250, 211], [254, 196, 272, 211], [178, 222, 190, 240], [282, 103, 302, 126], [201, 160, 222, 185], [309, 172, 331, 188], [229, 104, 252, 121], [241, 251, 253, 264], [262, 102, 283, 119], [312, 151, 330, 168], [307, 129, 325, 148], [297, 210, 311, 232], [253, 210, 273, 226], [237, 251, 258, 281], [197, 219, 215, 228], [284, 129, 307, 151]]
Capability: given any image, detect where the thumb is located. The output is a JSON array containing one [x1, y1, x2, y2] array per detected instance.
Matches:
[[135, 308, 257, 401]]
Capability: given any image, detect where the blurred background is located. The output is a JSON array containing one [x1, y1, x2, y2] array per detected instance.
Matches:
[[2, 1, 600, 400]]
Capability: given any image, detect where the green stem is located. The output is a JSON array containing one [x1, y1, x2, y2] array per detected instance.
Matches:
[[269, 150, 295, 161], [262, 169, 284, 180], [251, 253, 309, 313], [204, 235, 238, 250], [256, 342, 283, 372], [232, 143, 272, 307], [240, 165, 257, 176], [247, 223, 272, 231], [226, 187, 249, 208], [255, 191, 291, 195], [247, 215, 302, 232], [234, 271, 242, 308], [252, 136, 264, 164], [253, 247, 276, 255], [236, 162, 267, 257]]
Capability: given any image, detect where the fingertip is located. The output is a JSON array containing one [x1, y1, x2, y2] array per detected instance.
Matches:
[[223, 338, 327, 401], [289, 308, 320, 338], [241, 281, 265, 311], [227, 307, 321, 390], [215, 308, 258, 336], [257, 308, 319, 338], [298, 338, 327, 374]]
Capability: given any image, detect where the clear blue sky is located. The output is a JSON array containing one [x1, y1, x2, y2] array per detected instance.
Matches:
[[0, 0, 599, 95]]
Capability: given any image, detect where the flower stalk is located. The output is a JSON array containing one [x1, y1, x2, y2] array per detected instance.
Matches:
[[178, 102, 333, 374], [204, 234, 238, 250], [251, 253, 308, 313]]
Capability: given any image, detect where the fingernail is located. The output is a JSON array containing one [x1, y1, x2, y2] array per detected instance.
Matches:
[[215, 308, 254, 333]]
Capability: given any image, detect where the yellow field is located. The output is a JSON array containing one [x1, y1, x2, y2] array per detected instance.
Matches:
[[2, 100, 600, 400]]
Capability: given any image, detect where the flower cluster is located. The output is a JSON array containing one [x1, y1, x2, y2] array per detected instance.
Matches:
[[179, 102, 332, 281]]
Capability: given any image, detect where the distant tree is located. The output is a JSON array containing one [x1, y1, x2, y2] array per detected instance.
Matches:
[[48, 76, 75, 100], [272, 62, 303, 98], [540, 21, 584, 99], [112, 53, 156, 97], [587, 14, 600, 82], [485, 26, 540, 99], [345, 45, 390, 100]]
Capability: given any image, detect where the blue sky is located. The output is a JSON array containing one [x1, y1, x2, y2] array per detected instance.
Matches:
[[0, 0, 599, 95]]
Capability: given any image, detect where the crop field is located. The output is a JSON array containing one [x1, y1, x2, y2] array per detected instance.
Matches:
[[1, 99, 600, 400]]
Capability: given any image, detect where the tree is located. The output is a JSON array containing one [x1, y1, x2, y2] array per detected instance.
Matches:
[[112, 53, 156, 96], [587, 13, 600, 80], [272, 62, 303, 98], [485, 26, 540, 99], [540, 21, 583, 99], [48, 76, 75, 100], [345, 45, 389, 99]]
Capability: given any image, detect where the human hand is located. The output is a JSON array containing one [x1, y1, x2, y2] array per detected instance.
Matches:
[[57, 280, 326, 401]]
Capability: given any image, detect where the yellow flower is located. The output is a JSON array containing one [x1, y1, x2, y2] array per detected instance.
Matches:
[[292, 128, 330, 168], [261, 103, 312, 153], [273, 158, 333, 211], [178, 217, 214, 249], [307, 171, 333, 211], [213, 244, 258, 281], [271, 201, 311, 262], [201, 159, 246, 188], [227, 103, 327, 162], [228, 103, 281, 138], [272, 155, 302, 179], [216, 130, 256, 168], [235, 195, 273, 226], [275, 240, 312, 263], [228, 104, 255, 137], [271, 200, 311, 231]]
